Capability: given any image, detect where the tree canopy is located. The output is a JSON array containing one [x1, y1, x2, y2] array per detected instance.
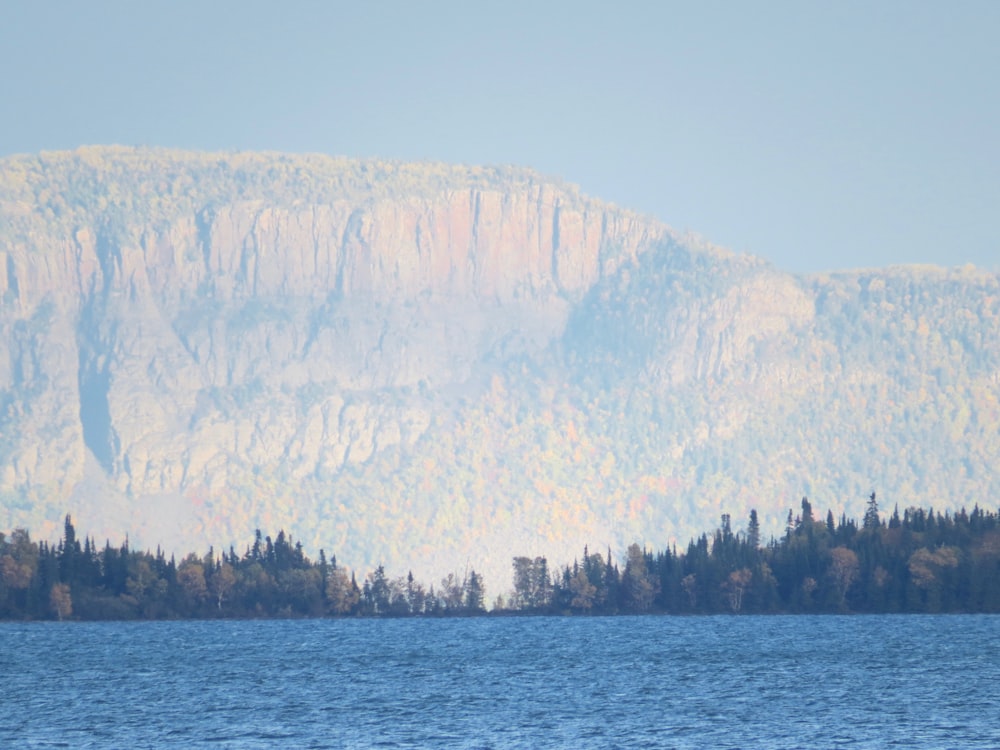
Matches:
[[3, 497, 999, 620]]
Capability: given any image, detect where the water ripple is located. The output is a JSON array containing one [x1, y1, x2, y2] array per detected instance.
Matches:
[[1, 615, 998, 748]]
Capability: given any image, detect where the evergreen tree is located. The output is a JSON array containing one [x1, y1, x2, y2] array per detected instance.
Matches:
[[464, 570, 485, 612], [59, 515, 79, 586], [369, 565, 390, 614], [533, 557, 551, 608], [864, 492, 881, 530], [747, 509, 761, 551], [800, 498, 814, 531], [318, 550, 329, 602]]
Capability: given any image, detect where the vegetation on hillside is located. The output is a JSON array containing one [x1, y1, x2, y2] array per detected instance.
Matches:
[[2, 148, 999, 588], [0, 146, 580, 249]]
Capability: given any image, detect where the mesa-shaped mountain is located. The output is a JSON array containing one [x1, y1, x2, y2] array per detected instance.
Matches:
[[1, 147, 998, 589]]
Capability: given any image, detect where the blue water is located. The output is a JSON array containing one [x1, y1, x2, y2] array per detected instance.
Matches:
[[1, 615, 997, 749]]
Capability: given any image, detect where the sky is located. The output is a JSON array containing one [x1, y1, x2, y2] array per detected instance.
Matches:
[[1, 0, 997, 273]]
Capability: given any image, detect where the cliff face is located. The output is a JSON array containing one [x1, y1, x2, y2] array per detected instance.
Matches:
[[0, 148, 670, 544], [1, 150, 661, 308], [2, 147, 999, 588]]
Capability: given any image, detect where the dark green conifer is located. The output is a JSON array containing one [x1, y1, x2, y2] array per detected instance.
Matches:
[[863, 492, 880, 530]]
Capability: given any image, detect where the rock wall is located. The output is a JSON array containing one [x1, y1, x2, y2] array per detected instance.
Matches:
[[0, 148, 670, 505]]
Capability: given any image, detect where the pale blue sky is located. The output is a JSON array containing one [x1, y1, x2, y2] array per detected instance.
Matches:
[[2, 0, 997, 273]]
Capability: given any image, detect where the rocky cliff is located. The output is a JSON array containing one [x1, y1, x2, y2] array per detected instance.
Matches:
[[0, 148, 669, 558], [2, 147, 998, 589]]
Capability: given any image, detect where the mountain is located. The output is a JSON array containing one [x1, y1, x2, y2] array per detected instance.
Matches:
[[2, 146, 998, 589]]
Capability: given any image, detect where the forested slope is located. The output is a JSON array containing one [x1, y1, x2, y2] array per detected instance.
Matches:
[[1, 147, 997, 588]]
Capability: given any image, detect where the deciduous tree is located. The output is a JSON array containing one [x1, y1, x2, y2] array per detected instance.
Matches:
[[49, 583, 72, 620]]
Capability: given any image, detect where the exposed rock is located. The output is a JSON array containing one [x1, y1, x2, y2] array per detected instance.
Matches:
[[0, 148, 672, 538], [1, 147, 998, 591]]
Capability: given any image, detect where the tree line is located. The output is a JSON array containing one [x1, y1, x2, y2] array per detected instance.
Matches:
[[0, 519, 488, 620], [2, 494, 1000, 620], [531, 495, 1000, 615]]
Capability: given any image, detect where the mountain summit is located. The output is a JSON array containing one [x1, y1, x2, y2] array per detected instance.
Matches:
[[2, 147, 997, 587]]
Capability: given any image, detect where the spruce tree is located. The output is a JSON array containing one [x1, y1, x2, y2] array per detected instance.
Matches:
[[747, 509, 761, 550], [863, 492, 880, 530]]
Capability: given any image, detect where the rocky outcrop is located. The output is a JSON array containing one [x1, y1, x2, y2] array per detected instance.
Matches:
[[2, 147, 998, 590], [0, 147, 672, 516], [0, 150, 668, 311]]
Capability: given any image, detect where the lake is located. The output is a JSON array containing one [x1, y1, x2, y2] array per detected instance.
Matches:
[[1, 615, 997, 748]]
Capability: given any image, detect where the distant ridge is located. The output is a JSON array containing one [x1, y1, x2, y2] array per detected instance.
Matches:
[[1, 147, 998, 587]]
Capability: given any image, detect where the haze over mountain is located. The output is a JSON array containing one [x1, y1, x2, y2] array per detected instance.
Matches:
[[2, 147, 998, 588]]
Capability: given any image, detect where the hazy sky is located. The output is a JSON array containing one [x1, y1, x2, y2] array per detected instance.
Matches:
[[2, 1, 997, 273]]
